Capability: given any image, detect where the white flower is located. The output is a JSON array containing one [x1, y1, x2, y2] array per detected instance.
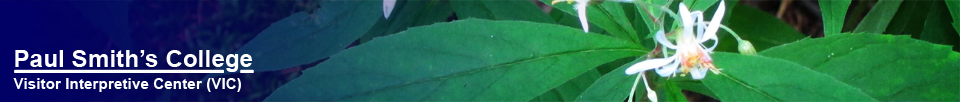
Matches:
[[620, 1, 729, 102], [383, 0, 397, 19], [624, 1, 726, 80]]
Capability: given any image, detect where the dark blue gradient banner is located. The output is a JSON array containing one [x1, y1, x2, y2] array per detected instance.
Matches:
[[1, 1, 295, 101]]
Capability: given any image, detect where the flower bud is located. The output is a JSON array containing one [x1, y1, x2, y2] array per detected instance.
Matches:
[[647, 91, 659, 102], [738, 40, 756, 55]]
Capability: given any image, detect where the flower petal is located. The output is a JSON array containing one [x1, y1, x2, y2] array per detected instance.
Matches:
[[646, 89, 658, 102], [701, 1, 726, 43], [699, 24, 719, 43], [678, 3, 695, 38], [693, 11, 706, 41], [703, 40, 719, 52], [690, 68, 709, 80], [655, 59, 680, 77], [383, 0, 397, 19], [654, 30, 678, 49], [575, 3, 589, 33], [625, 57, 676, 75]]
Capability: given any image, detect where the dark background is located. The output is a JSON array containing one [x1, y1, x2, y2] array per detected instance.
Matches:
[[1, 1, 314, 101]]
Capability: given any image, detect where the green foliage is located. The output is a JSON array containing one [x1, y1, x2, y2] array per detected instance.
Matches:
[[530, 69, 601, 101], [704, 52, 877, 101], [853, 0, 903, 33], [242, 0, 960, 101], [359, 0, 453, 43], [550, 7, 608, 34], [686, 0, 719, 11], [949, 0, 960, 35], [819, 0, 851, 36], [885, 1, 932, 36], [205, 1, 382, 78], [574, 58, 644, 101], [715, 5, 805, 52], [760, 34, 960, 101], [451, 0, 555, 24], [540, 0, 640, 43], [672, 79, 716, 98], [655, 81, 690, 102], [918, 2, 960, 51], [632, 0, 672, 36], [264, 19, 646, 101], [862, 0, 959, 51]]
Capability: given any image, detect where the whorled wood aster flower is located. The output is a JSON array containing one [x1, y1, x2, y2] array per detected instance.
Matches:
[[625, 1, 727, 80]]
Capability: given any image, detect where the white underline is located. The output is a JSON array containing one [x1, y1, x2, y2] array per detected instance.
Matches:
[[239, 70, 254, 73], [14, 69, 227, 73]]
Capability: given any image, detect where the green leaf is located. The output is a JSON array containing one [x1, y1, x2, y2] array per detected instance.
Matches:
[[715, 5, 805, 52], [688, 0, 719, 11], [759, 34, 960, 101], [451, 0, 555, 24], [550, 7, 607, 34], [672, 80, 716, 98], [656, 81, 690, 102], [703, 52, 877, 101], [819, 0, 851, 36], [530, 69, 601, 101], [541, 0, 640, 43], [359, 0, 453, 43], [918, 2, 960, 51], [633, 0, 671, 35], [883, 1, 931, 36], [948, 0, 960, 35], [853, 0, 903, 33], [575, 58, 643, 101], [620, 3, 649, 40], [205, 0, 381, 78], [264, 19, 646, 101]]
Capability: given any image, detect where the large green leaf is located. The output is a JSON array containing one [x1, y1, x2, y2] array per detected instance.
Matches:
[[451, 0, 555, 24], [205, 0, 381, 78], [715, 5, 805, 52], [819, 0, 851, 36], [759, 34, 960, 101], [359, 0, 453, 43], [853, 0, 903, 33], [541, 0, 640, 43], [264, 19, 646, 101], [703, 52, 877, 101]]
